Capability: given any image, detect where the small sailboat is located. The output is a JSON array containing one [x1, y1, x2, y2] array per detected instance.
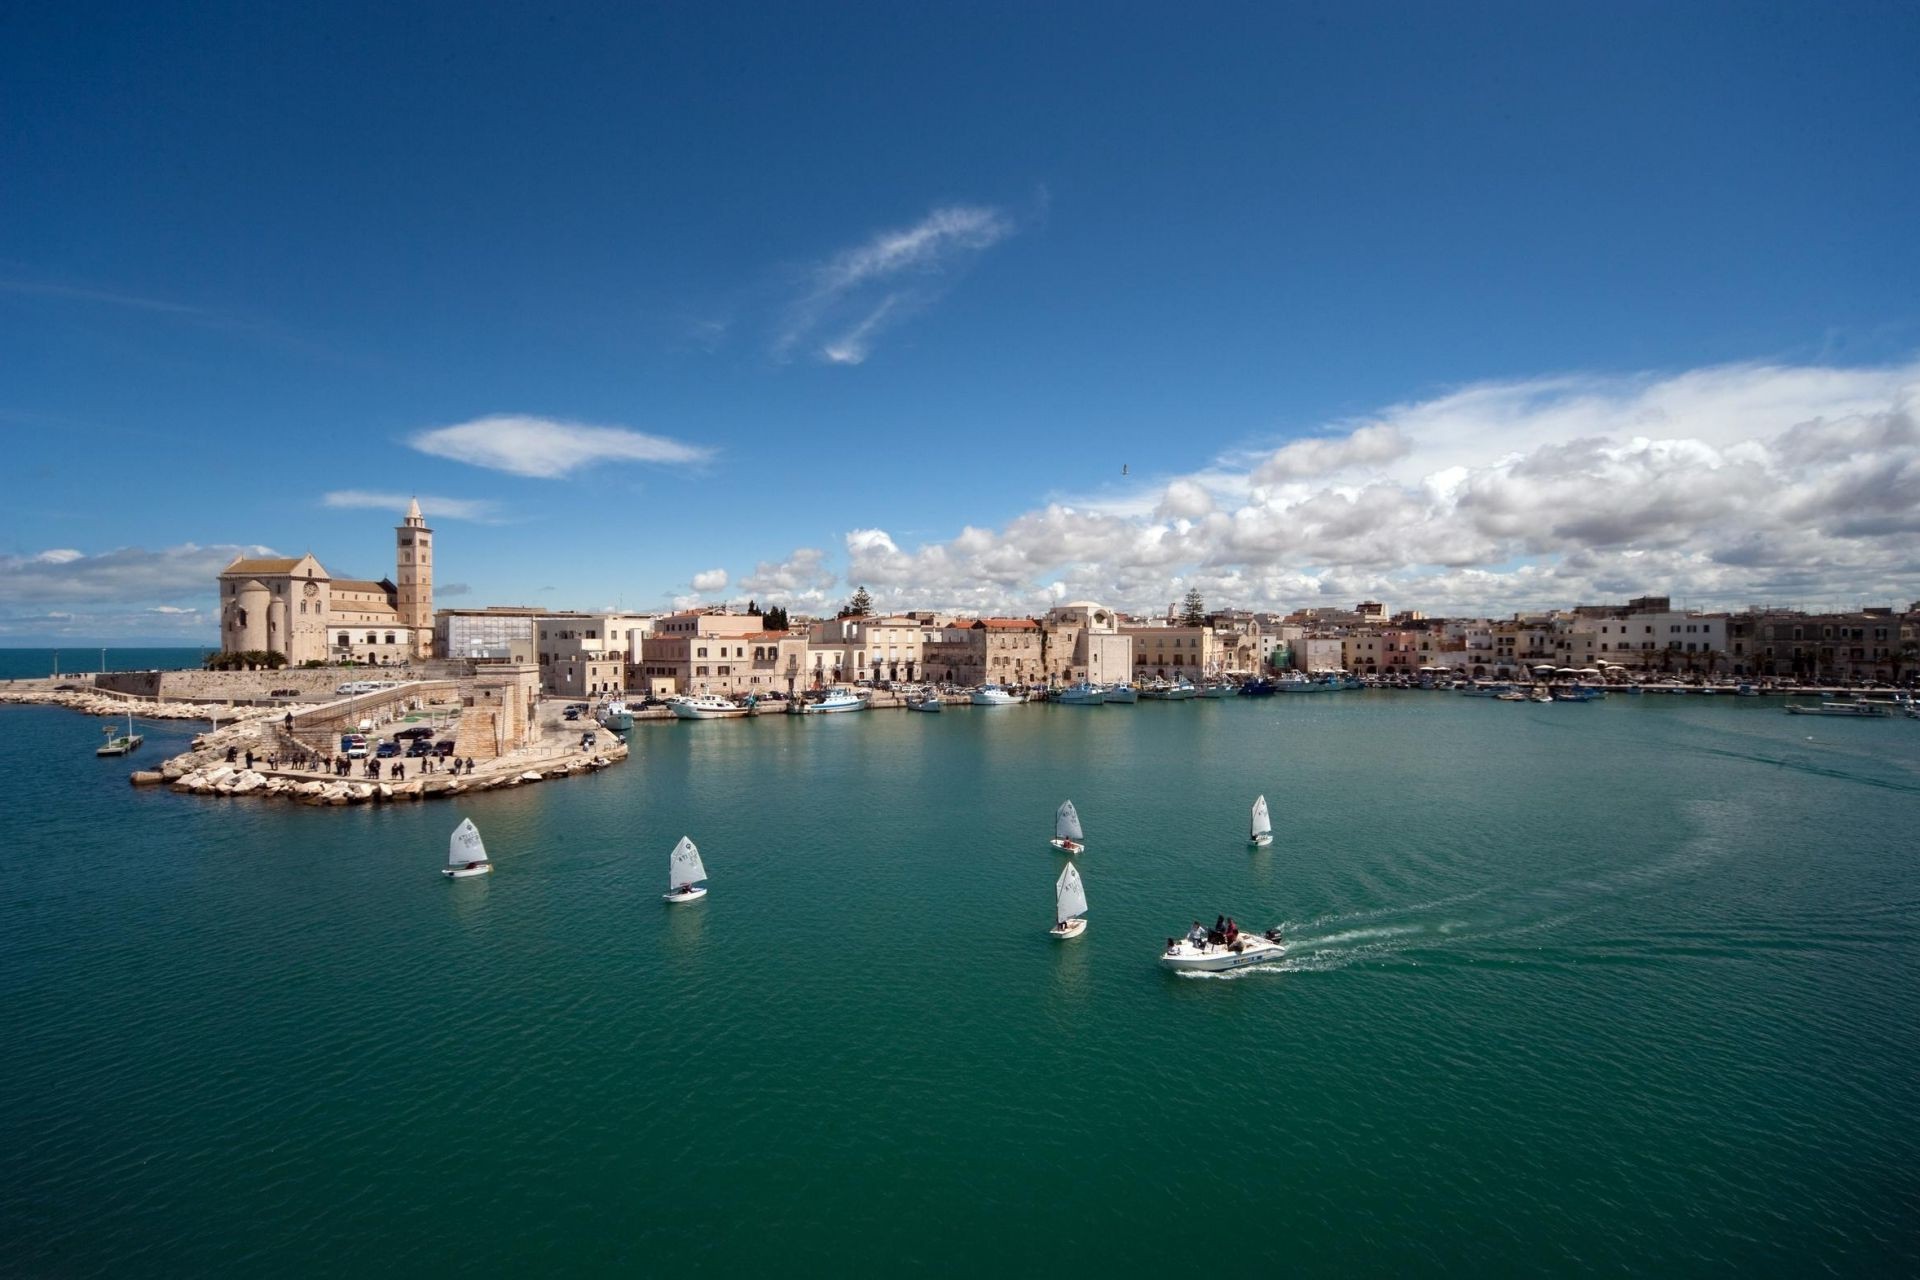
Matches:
[[442, 817, 492, 878], [1050, 862, 1088, 939], [1249, 794, 1273, 848], [1049, 799, 1085, 854], [663, 835, 709, 903]]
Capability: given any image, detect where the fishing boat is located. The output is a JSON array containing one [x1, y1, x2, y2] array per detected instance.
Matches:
[[1049, 800, 1085, 854], [1139, 677, 1198, 700], [1160, 923, 1286, 973], [906, 690, 943, 712], [663, 836, 708, 902], [598, 700, 634, 731], [1103, 682, 1139, 704], [1273, 671, 1328, 693], [969, 683, 1024, 706], [1784, 701, 1890, 717], [1459, 682, 1511, 698], [94, 708, 143, 757], [442, 818, 492, 878], [800, 687, 867, 714], [1055, 680, 1107, 705], [669, 692, 750, 720], [1050, 862, 1088, 939], [1553, 685, 1605, 702], [1196, 679, 1238, 698], [1249, 794, 1272, 848], [1239, 677, 1277, 697]]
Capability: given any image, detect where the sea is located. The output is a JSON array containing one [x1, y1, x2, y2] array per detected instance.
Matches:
[[0, 647, 210, 681], [1, 689, 1915, 1274]]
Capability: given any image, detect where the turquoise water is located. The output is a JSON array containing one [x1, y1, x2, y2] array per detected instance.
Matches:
[[3, 694, 1916, 1273], [0, 647, 208, 680]]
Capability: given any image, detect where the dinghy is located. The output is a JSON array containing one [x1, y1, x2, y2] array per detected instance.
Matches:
[[1050, 862, 1088, 939], [1049, 799, 1085, 854], [663, 836, 709, 903], [1249, 794, 1273, 848], [442, 817, 492, 878]]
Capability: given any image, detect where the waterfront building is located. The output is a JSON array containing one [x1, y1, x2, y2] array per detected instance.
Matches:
[[1042, 602, 1132, 685], [636, 610, 796, 696], [1745, 608, 1909, 682], [1295, 636, 1346, 673], [921, 618, 1044, 687], [434, 606, 542, 662], [537, 612, 657, 698], [216, 499, 433, 665]]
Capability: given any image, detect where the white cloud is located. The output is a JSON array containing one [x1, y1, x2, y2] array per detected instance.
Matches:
[[409, 415, 714, 478], [736, 547, 839, 610], [149, 605, 196, 614], [0, 543, 272, 607], [321, 490, 502, 522], [777, 204, 1016, 365], [34, 549, 84, 564], [690, 568, 729, 592], [792, 358, 1920, 615]]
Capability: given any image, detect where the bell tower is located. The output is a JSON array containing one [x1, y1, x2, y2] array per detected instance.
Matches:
[[396, 498, 433, 657]]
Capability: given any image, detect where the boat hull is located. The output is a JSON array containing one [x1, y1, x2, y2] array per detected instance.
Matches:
[[800, 699, 866, 714], [1160, 934, 1285, 972], [443, 863, 492, 879], [1785, 704, 1889, 717], [1050, 918, 1087, 940], [1049, 838, 1084, 855], [906, 699, 943, 713], [1104, 687, 1139, 704], [969, 690, 1023, 706], [670, 701, 748, 720], [1249, 834, 1273, 848], [663, 886, 708, 903]]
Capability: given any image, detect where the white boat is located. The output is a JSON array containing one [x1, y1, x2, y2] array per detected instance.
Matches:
[[598, 700, 634, 730], [1160, 924, 1286, 972], [969, 683, 1025, 706], [1249, 794, 1272, 848], [1784, 701, 1890, 718], [1196, 680, 1238, 698], [1494, 689, 1526, 702], [1049, 799, 1085, 854], [1050, 862, 1088, 939], [670, 693, 750, 720], [1103, 683, 1139, 704], [1055, 680, 1107, 705], [906, 691, 943, 712], [663, 835, 708, 902], [1528, 687, 1554, 703], [442, 817, 493, 878], [1459, 682, 1511, 698], [801, 687, 867, 714]]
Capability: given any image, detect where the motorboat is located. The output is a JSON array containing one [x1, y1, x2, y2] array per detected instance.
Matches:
[[1050, 863, 1088, 940], [1553, 685, 1605, 702], [1459, 683, 1511, 698], [1273, 671, 1329, 693], [1139, 678, 1198, 700], [598, 700, 634, 731], [969, 683, 1024, 706], [1784, 701, 1890, 717], [1049, 799, 1085, 854], [1494, 689, 1527, 702], [1239, 678, 1277, 697], [663, 835, 708, 902], [442, 818, 493, 878], [1103, 683, 1139, 704], [1196, 680, 1238, 698], [1249, 795, 1272, 848], [1528, 687, 1554, 703], [906, 691, 943, 712], [800, 687, 867, 714], [1055, 681, 1107, 705], [1160, 925, 1286, 973], [670, 693, 750, 720]]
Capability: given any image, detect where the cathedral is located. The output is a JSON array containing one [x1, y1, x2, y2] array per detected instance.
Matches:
[[217, 499, 434, 664]]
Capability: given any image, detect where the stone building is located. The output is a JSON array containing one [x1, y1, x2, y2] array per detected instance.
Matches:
[[1041, 601, 1132, 685], [635, 610, 803, 696], [922, 618, 1045, 686], [216, 499, 434, 664]]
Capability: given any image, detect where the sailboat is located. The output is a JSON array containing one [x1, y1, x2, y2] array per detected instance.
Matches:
[[1049, 799, 1085, 854], [1050, 862, 1088, 939], [442, 817, 492, 878], [664, 835, 709, 903], [1249, 794, 1272, 848]]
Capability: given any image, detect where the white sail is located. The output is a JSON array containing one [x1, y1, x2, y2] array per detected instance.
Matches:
[[1055, 800, 1083, 841], [668, 836, 707, 890], [449, 818, 487, 867], [1251, 794, 1271, 838], [1055, 862, 1088, 920]]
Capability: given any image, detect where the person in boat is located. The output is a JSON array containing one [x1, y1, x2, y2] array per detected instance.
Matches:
[[1187, 921, 1207, 947], [1225, 918, 1239, 944]]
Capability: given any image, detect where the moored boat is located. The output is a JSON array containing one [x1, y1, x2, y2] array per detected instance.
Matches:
[[663, 835, 708, 903], [670, 693, 750, 720], [1049, 799, 1085, 854], [1103, 682, 1139, 704], [800, 687, 867, 714], [1055, 680, 1107, 705], [906, 690, 943, 712], [442, 818, 492, 878], [969, 683, 1025, 706], [1050, 863, 1088, 940], [1784, 701, 1890, 717], [598, 700, 634, 731]]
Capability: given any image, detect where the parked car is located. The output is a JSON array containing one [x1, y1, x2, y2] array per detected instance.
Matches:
[[269, 688, 301, 698], [340, 734, 369, 759], [433, 740, 457, 757], [563, 708, 581, 721], [405, 740, 433, 758], [375, 741, 401, 759], [638, 697, 668, 708], [395, 726, 435, 740]]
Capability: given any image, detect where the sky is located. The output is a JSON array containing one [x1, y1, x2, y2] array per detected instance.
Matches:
[[3, 2, 1918, 643]]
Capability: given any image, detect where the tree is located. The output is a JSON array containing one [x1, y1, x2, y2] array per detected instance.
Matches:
[[747, 600, 762, 617], [842, 585, 873, 618], [763, 605, 789, 632], [1179, 588, 1206, 627]]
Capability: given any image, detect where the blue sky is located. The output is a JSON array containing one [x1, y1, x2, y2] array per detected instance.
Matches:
[[4, 2, 1918, 641]]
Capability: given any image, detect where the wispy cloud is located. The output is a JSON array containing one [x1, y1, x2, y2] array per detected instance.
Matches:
[[777, 204, 1017, 366], [321, 490, 502, 522], [0, 543, 271, 607], [0, 277, 207, 316], [408, 415, 715, 479]]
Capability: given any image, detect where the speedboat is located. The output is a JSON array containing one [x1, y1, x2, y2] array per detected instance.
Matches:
[[969, 683, 1024, 706], [1055, 681, 1107, 705], [800, 687, 867, 714], [442, 818, 493, 879], [1103, 683, 1139, 704], [670, 693, 750, 719], [1160, 926, 1286, 973]]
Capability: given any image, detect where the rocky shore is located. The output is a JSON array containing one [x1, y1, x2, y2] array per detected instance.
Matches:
[[0, 686, 302, 722]]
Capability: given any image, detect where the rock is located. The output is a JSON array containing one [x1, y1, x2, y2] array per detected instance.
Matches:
[[129, 771, 165, 787], [349, 784, 373, 802], [230, 772, 265, 795], [519, 771, 543, 782], [377, 783, 393, 800]]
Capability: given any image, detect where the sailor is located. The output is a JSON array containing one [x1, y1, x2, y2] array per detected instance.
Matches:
[[1186, 921, 1207, 946]]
